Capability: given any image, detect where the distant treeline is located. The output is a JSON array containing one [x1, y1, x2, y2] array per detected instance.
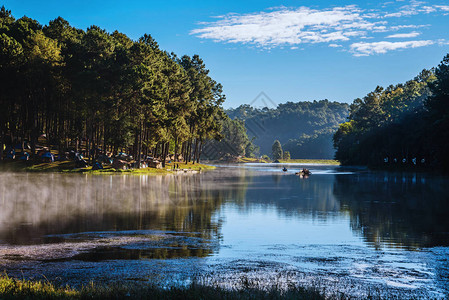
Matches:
[[226, 100, 349, 159], [0, 7, 229, 165], [333, 53, 449, 170]]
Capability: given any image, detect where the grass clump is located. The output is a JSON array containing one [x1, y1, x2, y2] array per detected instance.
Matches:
[[26, 161, 77, 172], [166, 162, 216, 171], [0, 276, 324, 300], [0, 275, 77, 299]]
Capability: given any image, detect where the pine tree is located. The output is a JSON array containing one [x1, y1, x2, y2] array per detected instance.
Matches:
[[271, 140, 283, 160]]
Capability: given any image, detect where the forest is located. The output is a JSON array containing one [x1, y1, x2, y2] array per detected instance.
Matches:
[[333, 53, 449, 170], [0, 7, 236, 167], [3, 5, 447, 168], [226, 100, 349, 159]]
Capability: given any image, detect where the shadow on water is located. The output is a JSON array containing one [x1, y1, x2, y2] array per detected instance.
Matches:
[[333, 172, 449, 249]]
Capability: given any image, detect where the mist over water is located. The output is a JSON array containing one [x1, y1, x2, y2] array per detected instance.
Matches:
[[0, 173, 225, 244], [0, 165, 448, 298]]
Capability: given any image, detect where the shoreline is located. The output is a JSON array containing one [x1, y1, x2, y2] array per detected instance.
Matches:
[[276, 159, 340, 165], [205, 157, 340, 165], [0, 160, 215, 175]]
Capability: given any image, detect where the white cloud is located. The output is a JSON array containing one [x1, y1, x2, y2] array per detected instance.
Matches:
[[191, 1, 445, 56], [390, 24, 429, 30], [350, 40, 434, 56], [191, 6, 382, 48], [421, 6, 437, 13], [386, 31, 421, 38], [384, 0, 449, 17], [384, 0, 425, 17], [435, 5, 449, 11]]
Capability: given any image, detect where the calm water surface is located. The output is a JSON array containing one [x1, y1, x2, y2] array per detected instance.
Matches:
[[0, 164, 448, 298]]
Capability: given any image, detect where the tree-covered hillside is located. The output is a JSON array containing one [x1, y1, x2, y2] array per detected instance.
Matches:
[[333, 53, 449, 170], [226, 100, 349, 159]]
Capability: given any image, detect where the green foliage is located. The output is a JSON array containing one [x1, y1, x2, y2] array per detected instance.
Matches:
[[245, 137, 259, 158], [226, 100, 349, 159], [271, 139, 283, 160], [261, 154, 271, 162], [0, 8, 226, 165], [333, 56, 449, 170], [425, 54, 449, 169], [202, 117, 258, 160], [283, 151, 291, 160], [0, 33, 23, 66]]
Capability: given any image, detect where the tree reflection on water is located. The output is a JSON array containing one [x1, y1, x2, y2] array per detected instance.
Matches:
[[1, 168, 448, 254], [333, 172, 449, 249], [0, 173, 238, 250]]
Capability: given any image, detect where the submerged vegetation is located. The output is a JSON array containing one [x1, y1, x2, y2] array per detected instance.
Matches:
[[333, 54, 449, 171], [0, 276, 324, 300]]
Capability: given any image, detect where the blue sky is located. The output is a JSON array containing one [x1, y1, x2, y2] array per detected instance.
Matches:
[[2, 0, 449, 108]]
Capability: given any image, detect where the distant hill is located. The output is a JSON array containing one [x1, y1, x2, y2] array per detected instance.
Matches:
[[226, 100, 349, 159]]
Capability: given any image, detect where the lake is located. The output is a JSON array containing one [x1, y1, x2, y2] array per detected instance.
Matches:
[[0, 164, 448, 298]]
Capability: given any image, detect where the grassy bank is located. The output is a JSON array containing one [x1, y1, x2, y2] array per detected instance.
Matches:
[[0, 161, 215, 174], [277, 159, 340, 165], [235, 157, 270, 163], [0, 276, 324, 300], [233, 157, 339, 165]]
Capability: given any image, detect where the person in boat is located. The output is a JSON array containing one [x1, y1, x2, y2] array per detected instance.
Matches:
[[282, 167, 288, 172], [303, 168, 311, 175], [295, 168, 311, 176]]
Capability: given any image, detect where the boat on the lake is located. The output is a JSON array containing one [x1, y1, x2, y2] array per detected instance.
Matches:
[[295, 168, 311, 176]]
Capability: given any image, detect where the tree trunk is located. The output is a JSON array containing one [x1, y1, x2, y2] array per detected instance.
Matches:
[[161, 142, 165, 163], [162, 141, 169, 168], [181, 141, 185, 163], [174, 137, 178, 162], [185, 140, 190, 163], [188, 139, 193, 163], [193, 138, 199, 164], [0, 130, 4, 161], [137, 121, 142, 168], [87, 137, 91, 165], [197, 138, 203, 164]]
